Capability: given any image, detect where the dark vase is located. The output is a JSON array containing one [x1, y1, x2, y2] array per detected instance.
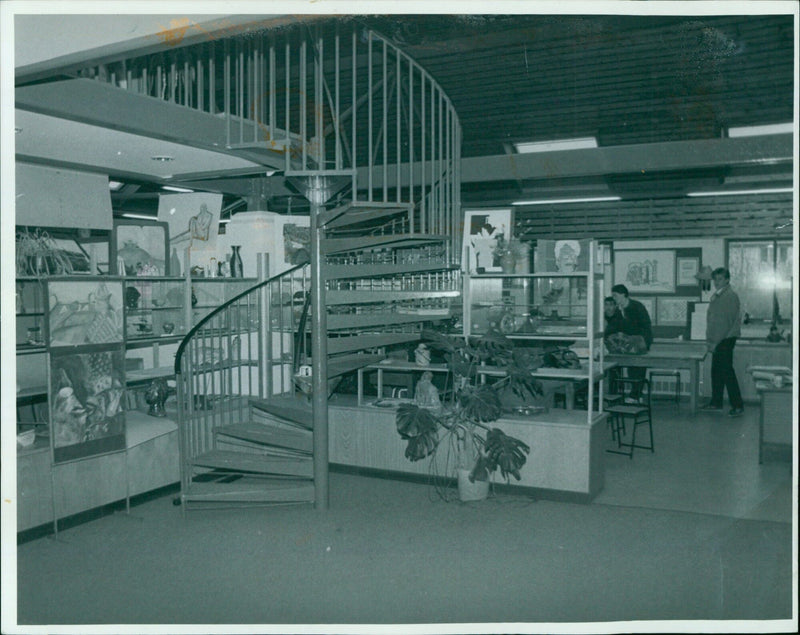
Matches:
[[230, 245, 244, 278]]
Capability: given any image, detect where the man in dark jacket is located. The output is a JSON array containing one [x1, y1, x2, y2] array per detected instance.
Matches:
[[611, 284, 653, 396]]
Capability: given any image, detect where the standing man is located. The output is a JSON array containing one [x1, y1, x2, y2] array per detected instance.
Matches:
[[611, 284, 653, 396], [702, 267, 744, 417]]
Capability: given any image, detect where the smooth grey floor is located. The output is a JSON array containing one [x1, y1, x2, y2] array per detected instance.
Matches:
[[10, 400, 796, 632]]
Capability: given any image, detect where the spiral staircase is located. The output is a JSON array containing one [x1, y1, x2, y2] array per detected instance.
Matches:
[[83, 22, 467, 510]]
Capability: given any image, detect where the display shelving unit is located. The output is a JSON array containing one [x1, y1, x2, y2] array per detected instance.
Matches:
[[462, 240, 607, 424], [15, 269, 259, 533]]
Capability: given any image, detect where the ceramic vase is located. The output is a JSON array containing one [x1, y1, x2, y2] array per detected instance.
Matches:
[[230, 245, 244, 278]]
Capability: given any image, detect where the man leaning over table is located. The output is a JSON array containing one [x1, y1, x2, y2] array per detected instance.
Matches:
[[701, 267, 745, 417]]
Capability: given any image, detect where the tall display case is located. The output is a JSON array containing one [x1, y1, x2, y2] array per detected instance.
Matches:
[[463, 239, 606, 424]]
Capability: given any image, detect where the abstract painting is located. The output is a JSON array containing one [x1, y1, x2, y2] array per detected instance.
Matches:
[[47, 279, 124, 347], [50, 347, 126, 463]]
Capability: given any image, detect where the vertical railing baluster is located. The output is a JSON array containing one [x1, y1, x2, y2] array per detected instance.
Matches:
[[301, 39, 307, 170], [421, 73, 426, 234], [270, 41, 276, 144], [382, 39, 388, 201], [409, 57, 414, 226], [396, 49, 401, 203], [225, 40, 231, 147], [368, 33, 373, 200], [209, 41, 215, 115], [238, 40, 244, 144], [335, 30, 341, 170], [352, 29, 357, 192], [285, 41, 290, 173]]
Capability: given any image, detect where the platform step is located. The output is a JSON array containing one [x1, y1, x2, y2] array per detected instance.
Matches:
[[216, 422, 312, 453], [321, 233, 448, 255], [327, 353, 385, 378], [326, 332, 421, 355], [319, 200, 412, 229], [192, 449, 313, 478], [183, 477, 315, 504], [250, 397, 313, 429]]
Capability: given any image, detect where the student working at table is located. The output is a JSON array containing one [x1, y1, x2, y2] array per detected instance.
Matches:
[[609, 284, 653, 397]]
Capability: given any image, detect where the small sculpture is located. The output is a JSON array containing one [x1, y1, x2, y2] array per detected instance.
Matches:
[[414, 371, 441, 410], [125, 286, 141, 309], [144, 379, 169, 417]]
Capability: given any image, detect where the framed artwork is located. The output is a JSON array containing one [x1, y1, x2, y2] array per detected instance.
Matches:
[[462, 209, 512, 274], [677, 257, 700, 287], [47, 279, 124, 347], [157, 193, 223, 273], [656, 296, 696, 326], [111, 219, 169, 276], [50, 346, 127, 463], [283, 223, 311, 265], [613, 249, 676, 294], [535, 239, 591, 273]]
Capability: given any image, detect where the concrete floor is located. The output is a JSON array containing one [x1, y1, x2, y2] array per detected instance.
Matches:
[[7, 400, 796, 632]]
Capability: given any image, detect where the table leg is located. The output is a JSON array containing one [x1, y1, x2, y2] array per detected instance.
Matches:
[[565, 383, 575, 409], [377, 369, 383, 400], [357, 368, 364, 406], [689, 361, 699, 413]]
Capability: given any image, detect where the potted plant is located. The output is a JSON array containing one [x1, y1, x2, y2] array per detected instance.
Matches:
[[395, 329, 546, 501], [492, 236, 528, 273]]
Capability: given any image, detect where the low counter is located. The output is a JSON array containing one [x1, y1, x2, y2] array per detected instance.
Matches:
[[328, 397, 606, 502]]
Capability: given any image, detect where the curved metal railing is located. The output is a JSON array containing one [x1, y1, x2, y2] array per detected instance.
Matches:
[[74, 21, 462, 258], [174, 263, 310, 494]]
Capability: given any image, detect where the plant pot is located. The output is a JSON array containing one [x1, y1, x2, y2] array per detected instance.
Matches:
[[500, 254, 516, 273], [457, 468, 489, 502]]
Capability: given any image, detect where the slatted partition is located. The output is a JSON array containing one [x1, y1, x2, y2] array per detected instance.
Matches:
[[514, 191, 794, 241]]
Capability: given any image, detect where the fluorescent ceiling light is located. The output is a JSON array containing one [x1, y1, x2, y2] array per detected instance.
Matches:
[[511, 196, 621, 206], [728, 122, 794, 137], [687, 187, 794, 197], [514, 137, 597, 153], [162, 185, 195, 193], [108, 180, 124, 191], [119, 212, 158, 220]]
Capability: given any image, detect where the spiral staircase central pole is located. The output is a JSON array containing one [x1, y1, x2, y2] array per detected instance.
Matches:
[[308, 176, 330, 511]]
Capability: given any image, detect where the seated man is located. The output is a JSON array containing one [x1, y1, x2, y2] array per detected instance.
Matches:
[[610, 284, 653, 398]]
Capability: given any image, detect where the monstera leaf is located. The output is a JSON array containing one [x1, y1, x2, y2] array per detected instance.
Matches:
[[483, 428, 530, 481], [471, 328, 514, 362], [396, 403, 440, 462], [458, 384, 502, 423]]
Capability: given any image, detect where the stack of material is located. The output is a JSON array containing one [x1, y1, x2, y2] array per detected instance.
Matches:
[[748, 366, 792, 388]]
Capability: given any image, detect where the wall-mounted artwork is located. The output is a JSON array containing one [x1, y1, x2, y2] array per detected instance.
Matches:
[[657, 296, 695, 326], [613, 249, 676, 294], [283, 223, 311, 265], [535, 239, 591, 273], [47, 279, 124, 347], [677, 256, 700, 287], [111, 220, 169, 276], [50, 347, 126, 463], [462, 209, 512, 273], [157, 193, 223, 272]]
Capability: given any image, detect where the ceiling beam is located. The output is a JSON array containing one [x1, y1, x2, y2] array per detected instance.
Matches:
[[354, 134, 793, 191], [460, 135, 794, 183]]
